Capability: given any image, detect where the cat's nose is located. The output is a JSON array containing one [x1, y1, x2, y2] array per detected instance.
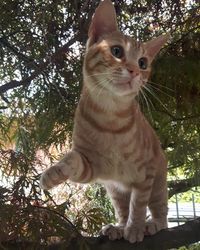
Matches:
[[128, 69, 139, 78]]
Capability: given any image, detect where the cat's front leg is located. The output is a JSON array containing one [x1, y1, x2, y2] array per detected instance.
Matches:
[[124, 206, 146, 243], [40, 150, 92, 190], [101, 184, 130, 240], [145, 171, 168, 235], [101, 224, 124, 240], [124, 181, 154, 243], [144, 217, 167, 235]]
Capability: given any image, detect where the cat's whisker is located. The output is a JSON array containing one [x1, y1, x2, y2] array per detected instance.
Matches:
[[141, 87, 156, 112], [83, 78, 110, 112], [86, 72, 111, 78], [137, 91, 146, 113], [142, 84, 170, 112], [88, 78, 109, 95], [96, 78, 114, 102], [139, 88, 154, 121], [148, 84, 174, 99], [96, 83, 107, 101], [147, 80, 174, 93]]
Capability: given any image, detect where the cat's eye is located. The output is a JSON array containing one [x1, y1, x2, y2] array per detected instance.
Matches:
[[138, 57, 148, 70], [111, 45, 124, 59]]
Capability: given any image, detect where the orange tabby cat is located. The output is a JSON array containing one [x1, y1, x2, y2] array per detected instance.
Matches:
[[40, 0, 169, 243]]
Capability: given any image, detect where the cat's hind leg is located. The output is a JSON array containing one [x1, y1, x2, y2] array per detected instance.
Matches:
[[101, 184, 130, 240], [40, 150, 92, 190]]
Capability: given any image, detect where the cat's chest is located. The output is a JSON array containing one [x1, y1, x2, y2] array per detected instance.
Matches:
[[106, 127, 139, 158], [103, 147, 146, 184], [104, 124, 155, 182], [103, 138, 145, 182]]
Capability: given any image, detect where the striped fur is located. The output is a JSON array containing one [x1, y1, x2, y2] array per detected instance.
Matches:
[[40, 0, 169, 243]]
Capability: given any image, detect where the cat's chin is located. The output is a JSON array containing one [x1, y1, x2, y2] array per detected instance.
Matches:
[[113, 81, 139, 97], [113, 88, 138, 97]]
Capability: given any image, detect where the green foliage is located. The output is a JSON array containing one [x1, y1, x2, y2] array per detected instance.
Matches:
[[85, 184, 115, 223], [169, 189, 200, 203], [178, 243, 200, 250]]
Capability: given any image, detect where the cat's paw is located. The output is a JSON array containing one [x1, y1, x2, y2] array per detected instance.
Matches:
[[101, 224, 124, 240], [124, 224, 145, 243], [144, 218, 167, 235], [40, 151, 84, 190]]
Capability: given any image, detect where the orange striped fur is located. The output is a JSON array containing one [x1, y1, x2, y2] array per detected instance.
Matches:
[[40, 0, 169, 243]]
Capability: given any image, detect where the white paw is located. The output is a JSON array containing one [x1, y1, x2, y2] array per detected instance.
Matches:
[[145, 218, 167, 235], [101, 224, 124, 240], [40, 151, 83, 190], [40, 162, 66, 190], [124, 224, 145, 243]]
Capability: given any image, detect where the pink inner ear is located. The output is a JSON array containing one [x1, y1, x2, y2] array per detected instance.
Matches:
[[145, 34, 169, 59], [88, 0, 118, 42]]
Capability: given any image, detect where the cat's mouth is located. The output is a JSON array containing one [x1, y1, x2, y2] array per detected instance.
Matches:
[[115, 80, 133, 90], [112, 78, 140, 96]]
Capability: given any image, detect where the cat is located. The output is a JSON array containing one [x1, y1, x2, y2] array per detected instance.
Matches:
[[40, 0, 169, 243]]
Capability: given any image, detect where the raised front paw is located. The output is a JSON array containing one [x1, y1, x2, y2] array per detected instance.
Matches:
[[40, 151, 84, 190], [101, 224, 124, 240], [124, 224, 145, 243], [145, 218, 167, 235]]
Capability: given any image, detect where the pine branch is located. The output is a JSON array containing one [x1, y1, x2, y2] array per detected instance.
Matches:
[[2, 218, 200, 250], [0, 36, 78, 94]]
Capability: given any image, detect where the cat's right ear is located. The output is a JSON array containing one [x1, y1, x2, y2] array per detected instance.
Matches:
[[87, 0, 118, 47]]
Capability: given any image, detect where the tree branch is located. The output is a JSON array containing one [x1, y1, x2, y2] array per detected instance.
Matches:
[[168, 177, 200, 198], [0, 36, 78, 94], [0, 36, 39, 69], [2, 218, 200, 250]]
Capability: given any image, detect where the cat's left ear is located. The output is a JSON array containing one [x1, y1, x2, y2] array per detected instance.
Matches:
[[88, 0, 118, 45], [144, 34, 170, 60]]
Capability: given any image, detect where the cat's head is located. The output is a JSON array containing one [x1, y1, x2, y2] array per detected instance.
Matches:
[[83, 0, 169, 97]]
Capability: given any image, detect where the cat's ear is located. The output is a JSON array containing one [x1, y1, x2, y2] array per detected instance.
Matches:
[[144, 34, 170, 60], [88, 0, 118, 44]]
